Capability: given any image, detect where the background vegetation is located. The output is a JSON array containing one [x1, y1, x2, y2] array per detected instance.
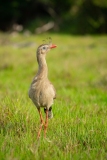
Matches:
[[0, 33, 107, 159], [0, 0, 107, 34], [0, 0, 107, 159]]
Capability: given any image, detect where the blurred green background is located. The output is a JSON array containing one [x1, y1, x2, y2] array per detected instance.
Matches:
[[0, 0, 107, 34], [0, 1, 107, 160]]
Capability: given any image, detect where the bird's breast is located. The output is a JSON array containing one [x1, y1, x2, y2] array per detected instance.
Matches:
[[29, 79, 56, 108]]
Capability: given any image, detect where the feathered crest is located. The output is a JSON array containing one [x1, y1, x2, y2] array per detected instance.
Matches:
[[42, 37, 52, 45]]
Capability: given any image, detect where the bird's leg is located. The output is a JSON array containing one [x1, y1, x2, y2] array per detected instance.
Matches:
[[37, 108, 44, 139], [44, 109, 48, 138]]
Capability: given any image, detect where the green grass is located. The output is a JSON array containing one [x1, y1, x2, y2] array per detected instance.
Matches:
[[0, 32, 107, 160]]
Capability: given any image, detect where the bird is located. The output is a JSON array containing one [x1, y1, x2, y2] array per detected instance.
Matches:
[[29, 39, 57, 139]]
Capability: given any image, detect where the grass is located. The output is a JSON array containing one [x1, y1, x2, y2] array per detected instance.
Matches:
[[0, 32, 107, 160]]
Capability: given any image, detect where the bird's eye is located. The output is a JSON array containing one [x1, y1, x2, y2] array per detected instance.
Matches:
[[43, 46, 46, 50]]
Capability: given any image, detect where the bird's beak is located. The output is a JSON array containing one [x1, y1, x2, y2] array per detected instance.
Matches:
[[50, 44, 57, 49]]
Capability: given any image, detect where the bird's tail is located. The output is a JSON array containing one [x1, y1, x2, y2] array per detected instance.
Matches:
[[44, 107, 53, 119]]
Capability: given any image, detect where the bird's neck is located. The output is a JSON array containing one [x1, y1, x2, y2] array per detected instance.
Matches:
[[37, 55, 48, 79]]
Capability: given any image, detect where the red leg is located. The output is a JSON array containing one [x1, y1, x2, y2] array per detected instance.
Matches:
[[37, 109, 44, 139], [44, 109, 48, 138]]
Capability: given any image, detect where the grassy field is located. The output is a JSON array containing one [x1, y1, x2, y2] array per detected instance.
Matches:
[[0, 32, 107, 160]]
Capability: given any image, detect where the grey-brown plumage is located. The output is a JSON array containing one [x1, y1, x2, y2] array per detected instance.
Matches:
[[29, 42, 57, 138]]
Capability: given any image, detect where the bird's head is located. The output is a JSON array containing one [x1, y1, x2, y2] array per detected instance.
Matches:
[[37, 37, 57, 55], [37, 44, 57, 55]]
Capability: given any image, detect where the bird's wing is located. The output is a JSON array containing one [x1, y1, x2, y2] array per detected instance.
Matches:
[[49, 82, 56, 99]]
